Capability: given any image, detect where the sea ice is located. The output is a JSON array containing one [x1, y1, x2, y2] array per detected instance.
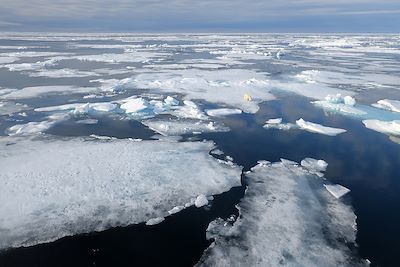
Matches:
[[372, 99, 400, 113], [196, 160, 365, 267], [362, 120, 400, 136], [324, 184, 351, 199], [142, 119, 229, 136], [296, 118, 347, 136], [0, 138, 241, 249], [0, 86, 97, 100], [313, 94, 366, 116], [301, 158, 328, 172], [195, 194, 209, 208], [263, 118, 297, 130], [206, 108, 242, 117]]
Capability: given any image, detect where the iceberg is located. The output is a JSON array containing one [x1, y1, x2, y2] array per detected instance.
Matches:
[[197, 160, 365, 267], [0, 137, 241, 250], [296, 118, 347, 136]]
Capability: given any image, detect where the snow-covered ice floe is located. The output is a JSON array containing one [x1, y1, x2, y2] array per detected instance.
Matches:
[[296, 118, 347, 136], [142, 119, 229, 136], [197, 159, 365, 267], [263, 118, 346, 136], [0, 86, 97, 100], [362, 120, 400, 136], [206, 108, 242, 117], [0, 137, 241, 250], [372, 99, 400, 113]]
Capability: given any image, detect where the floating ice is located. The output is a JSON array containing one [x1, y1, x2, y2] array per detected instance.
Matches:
[[362, 120, 400, 136], [6, 121, 56, 136], [296, 118, 347, 136], [0, 138, 241, 249], [0, 56, 18, 64], [206, 108, 242, 117], [263, 118, 297, 130], [195, 194, 209, 208], [301, 158, 328, 172], [129, 69, 274, 113], [35, 102, 117, 114], [146, 217, 165, 226], [171, 100, 208, 120], [120, 98, 148, 114], [372, 99, 400, 113], [324, 184, 351, 199], [313, 94, 366, 116], [142, 119, 229, 136], [197, 160, 365, 267], [0, 101, 29, 116], [1, 86, 97, 100]]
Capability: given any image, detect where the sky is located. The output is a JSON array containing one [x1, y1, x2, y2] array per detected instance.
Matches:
[[0, 0, 399, 32]]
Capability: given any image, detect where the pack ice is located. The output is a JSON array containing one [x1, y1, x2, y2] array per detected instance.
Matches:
[[197, 160, 365, 267], [0, 137, 241, 250]]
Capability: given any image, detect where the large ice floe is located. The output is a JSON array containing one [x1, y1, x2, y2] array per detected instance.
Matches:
[[113, 69, 274, 113], [197, 159, 364, 267], [0, 137, 241, 250]]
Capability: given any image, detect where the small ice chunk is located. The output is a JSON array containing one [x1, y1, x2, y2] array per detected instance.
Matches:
[[324, 184, 351, 199], [120, 98, 147, 113], [343, 96, 356, 106], [76, 119, 98, 124], [301, 158, 328, 172], [146, 217, 165, 226], [265, 118, 282, 124], [168, 206, 184, 215], [7, 121, 56, 136], [164, 96, 179, 106], [363, 120, 400, 136], [195, 194, 209, 208], [206, 108, 242, 117], [143, 119, 229, 136], [263, 118, 297, 130], [372, 99, 400, 113], [296, 118, 347, 136]]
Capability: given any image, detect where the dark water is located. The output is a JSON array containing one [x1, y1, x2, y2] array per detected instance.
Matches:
[[1, 94, 399, 267]]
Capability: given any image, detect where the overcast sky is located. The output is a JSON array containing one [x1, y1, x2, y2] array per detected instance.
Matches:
[[0, 0, 399, 32]]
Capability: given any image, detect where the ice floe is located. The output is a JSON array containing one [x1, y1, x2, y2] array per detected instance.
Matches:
[[296, 118, 347, 136], [263, 118, 297, 130], [0, 86, 97, 100], [313, 94, 366, 116], [142, 119, 229, 136], [206, 108, 242, 117], [363, 120, 400, 136], [197, 160, 365, 267], [0, 138, 241, 249], [128, 69, 274, 113], [372, 99, 400, 113]]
